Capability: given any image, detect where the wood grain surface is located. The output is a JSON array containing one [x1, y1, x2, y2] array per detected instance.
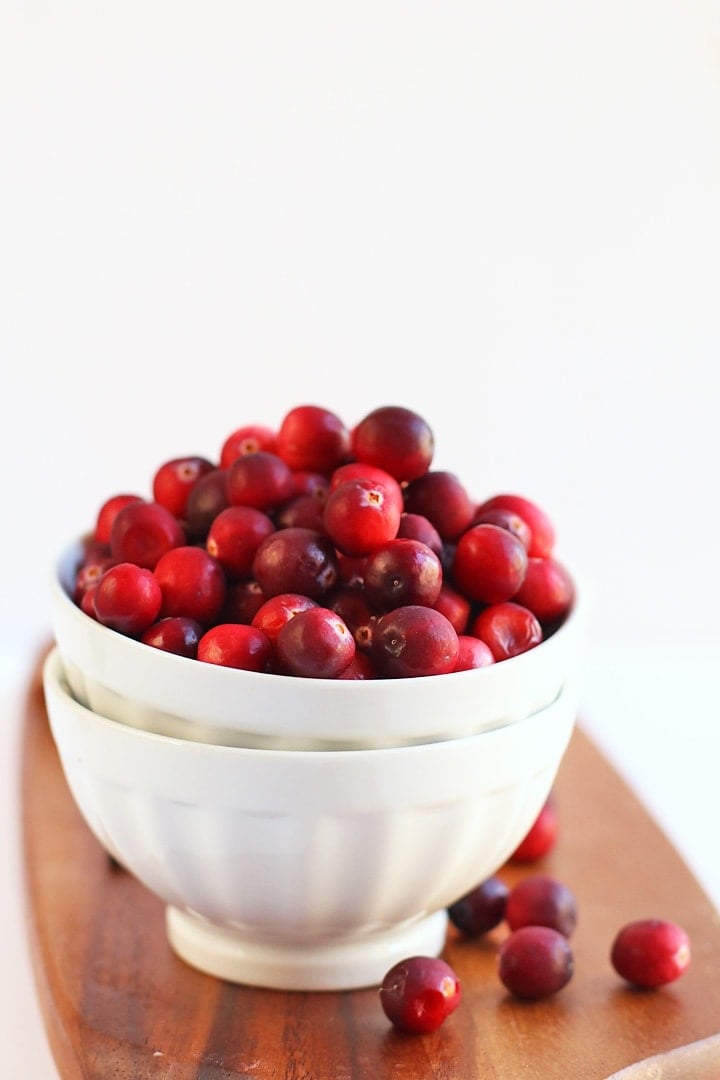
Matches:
[[21, 650, 720, 1079]]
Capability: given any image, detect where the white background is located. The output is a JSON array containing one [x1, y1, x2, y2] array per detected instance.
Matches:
[[2, 2, 719, 1074]]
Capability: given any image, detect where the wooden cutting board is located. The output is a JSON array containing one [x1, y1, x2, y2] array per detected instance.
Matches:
[[21, 648, 720, 1080]]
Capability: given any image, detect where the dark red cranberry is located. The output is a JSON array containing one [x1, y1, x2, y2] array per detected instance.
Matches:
[[153, 546, 227, 626], [221, 580, 266, 624], [474, 494, 556, 558], [219, 424, 277, 469], [451, 524, 528, 604], [94, 494, 144, 545], [471, 602, 543, 661], [323, 477, 403, 557], [252, 527, 338, 599], [403, 471, 475, 541], [183, 468, 230, 540], [226, 451, 295, 511], [513, 556, 575, 624], [141, 616, 203, 658], [471, 505, 532, 550], [274, 493, 327, 531], [610, 919, 691, 989], [363, 539, 443, 611], [93, 562, 163, 635], [276, 404, 351, 473], [290, 470, 330, 501], [337, 651, 377, 679], [275, 607, 355, 678], [206, 506, 276, 579], [371, 606, 459, 678], [396, 512, 443, 556], [152, 456, 214, 519], [498, 926, 573, 1000], [505, 874, 577, 938], [351, 406, 434, 483], [328, 588, 377, 651], [448, 876, 509, 937], [110, 502, 186, 570], [197, 623, 272, 671], [379, 955, 461, 1034]]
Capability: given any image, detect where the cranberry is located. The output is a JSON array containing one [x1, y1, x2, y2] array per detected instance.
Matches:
[[505, 874, 577, 938], [433, 583, 471, 634], [206, 506, 276, 579], [251, 593, 318, 644], [454, 635, 495, 671], [448, 876, 509, 937], [498, 926, 573, 1000], [252, 527, 338, 599], [184, 468, 230, 541], [371, 606, 459, 678], [226, 451, 295, 511], [197, 623, 272, 671], [328, 588, 377, 651], [274, 493, 327, 531], [337, 651, 377, 679], [290, 470, 330, 501], [403, 471, 475, 541], [93, 562, 163, 636], [94, 494, 144, 545], [351, 406, 434, 483], [73, 554, 116, 602], [475, 494, 556, 558], [510, 795, 559, 863], [611, 919, 691, 989], [513, 556, 575, 625], [222, 580, 266, 624], [275, 606, 355, 678], [323, 477, 403, 557], [471, 505, 532, 550], [152, 456, 214, 519], [219, 424, 277, 469], [471, 602, 543, 661], [153, 546, 227, 626], [363, 539, 443, 611], [141, 616, 203, 658], [276, 404, 351, 473], [451, 523, 528, 605], [110, 501, 185, 570], [328, 461, 400, 494], [396, 512, 443, 556], [379, 956, 461, 1034]]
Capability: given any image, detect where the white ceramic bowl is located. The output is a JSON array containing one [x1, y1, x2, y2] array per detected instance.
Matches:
[[51, 539, 586, 750], [43, 646, 578, 991]]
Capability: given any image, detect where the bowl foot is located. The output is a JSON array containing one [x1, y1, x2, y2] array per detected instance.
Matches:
[[165, 905, 449, 991]]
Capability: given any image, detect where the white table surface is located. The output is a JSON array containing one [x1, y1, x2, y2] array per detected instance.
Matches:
[[2, 631, 719, 1077]]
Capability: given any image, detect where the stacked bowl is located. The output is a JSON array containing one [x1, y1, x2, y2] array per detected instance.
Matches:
[[46, 543, 584, 991]]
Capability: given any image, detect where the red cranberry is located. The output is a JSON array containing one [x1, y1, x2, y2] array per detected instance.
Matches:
[[221, 580, 266, 624], [433, 583, 471, 635], [275, 606, 355, 679], [197, 623, 272, 671], [498, 926, 573, 1000], [153, 546, 227, 626], [94, 494, 144, 545], [328, 460, 400, 493], [252, 527, 338, 599], [274, 493, 327, 531], [110, 501, 185, 570], [475, 494, 556, 558], [276, 404, 351, 473], [471, 505, 532, 550], [363, 539, 443, 611], [510, 795, 559, 863], [328, 589, 377, 651], [513, 556, 575, 624], [471, 602, 543, 661], [93, 562, 163, 636], [379, 955, 461, 1034], [451, 523, 528, 604], [454, 635, 495, 671], [403, 471, 475, 541], [448, 876, 509, 937], [371, 606, 459, 678], [226, 451, 295, 511], [337, 651, 377, 679], [611, 919, 691, 989], [152, 456, 214, 519], [206, 506, 276, 579], [351, 406, 434, 483], [396, 512, 443, 556], [251, 593, 318, 644], [184, 468, 230, 541], [505, 874, 577, 938], [219, 424, 277, 469], [323, 477, 403, 556], [290, 470, 330, 501], [73, 554, 116, 602], [140, 616, 203, 658]]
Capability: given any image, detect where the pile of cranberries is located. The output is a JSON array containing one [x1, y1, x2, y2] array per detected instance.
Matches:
[[70, 404, 575, 680], [379, 797, 692, 1034]]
